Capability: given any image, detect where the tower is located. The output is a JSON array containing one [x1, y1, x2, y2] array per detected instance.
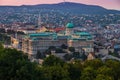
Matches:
[[15, 31, 17, 39], [63, 0, 66, 4], [66, 23, 74, 35], [38, 13, 42, 27]]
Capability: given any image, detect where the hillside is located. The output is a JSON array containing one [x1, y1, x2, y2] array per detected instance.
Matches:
[[0, 2, 120, 14]]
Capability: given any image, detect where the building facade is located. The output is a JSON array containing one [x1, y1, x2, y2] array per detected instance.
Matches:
[[22, 23, 94, 56]]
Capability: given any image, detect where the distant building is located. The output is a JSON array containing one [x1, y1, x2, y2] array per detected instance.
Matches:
[[22, 23, 94, 57], [114, 44, 120, 53], [11, 37, 19, 48], [87, 52, 95, 60]]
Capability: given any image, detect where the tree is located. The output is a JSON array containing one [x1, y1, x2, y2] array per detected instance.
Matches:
[[55, 48, 65, 53], [43, 65, 70, 80], [61, 44, 68, 49], [84, 59, 103, 69], [0, 43, 4, 50], [68, 47, 75, 52], [96, 66, 114, 80], [81, 52, 87, 61], [34, 66, 45, 80], [36, 50, 44, 59], [1, 45, 120, 80], [17, 31, 25, 35], [43, 55, 64, 66], [80, 66, 96, 80], [64, 54, 73, 61], [0, 33, 11, 45], [108, 52, 119, 57], [95, 74, 113, 80], [44, 46, 56, 54], [0, 48, 36, 80], [0, 28, 5, 33], [68, 60, 82, 80], [73, 52, 80, 58], [48, 46, 56, 51], [105, 60, 120, 80]]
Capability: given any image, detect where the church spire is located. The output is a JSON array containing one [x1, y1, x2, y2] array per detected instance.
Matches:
[[38, 13, 42, 27]]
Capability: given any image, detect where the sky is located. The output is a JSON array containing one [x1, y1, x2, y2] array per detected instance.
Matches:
[[0, 0, 120, 10]]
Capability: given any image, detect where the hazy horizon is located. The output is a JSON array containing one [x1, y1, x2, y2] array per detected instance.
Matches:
[[0, 0, 120, 10]]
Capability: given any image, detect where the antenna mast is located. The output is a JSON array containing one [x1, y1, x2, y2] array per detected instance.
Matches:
[[63, 0, 66, 4]]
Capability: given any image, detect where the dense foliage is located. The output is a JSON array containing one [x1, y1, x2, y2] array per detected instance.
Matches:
[[0, 44, 120, 80], [0, 33, 11, 44]]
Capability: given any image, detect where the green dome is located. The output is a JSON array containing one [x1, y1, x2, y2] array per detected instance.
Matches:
[[66, 23, 74, 28]]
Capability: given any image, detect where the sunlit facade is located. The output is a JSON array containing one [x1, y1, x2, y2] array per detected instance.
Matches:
[[22, 23, 94, 56]]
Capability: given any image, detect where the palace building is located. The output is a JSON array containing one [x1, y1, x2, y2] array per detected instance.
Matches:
[[22, 23, 94, 56]]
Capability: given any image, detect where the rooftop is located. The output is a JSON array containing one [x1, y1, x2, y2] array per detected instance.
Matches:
[[29, 33, 50, 37], [66, 23, 74, 28], [29, 32, 57, 37], [75, 32, 91, 36]]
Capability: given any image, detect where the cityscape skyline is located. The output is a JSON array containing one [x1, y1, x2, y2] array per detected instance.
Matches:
[[0, 0, 120, 10]]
